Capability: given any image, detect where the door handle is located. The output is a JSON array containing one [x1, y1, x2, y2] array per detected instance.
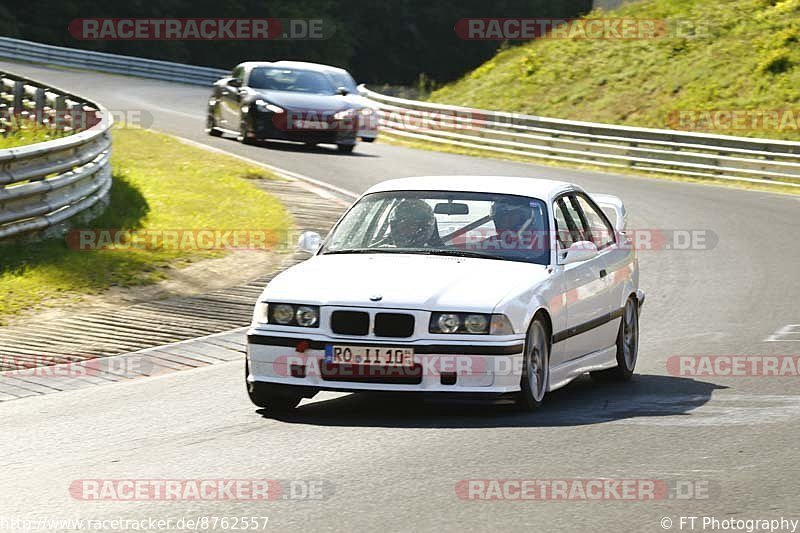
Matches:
[[599, 269, 607, 278]]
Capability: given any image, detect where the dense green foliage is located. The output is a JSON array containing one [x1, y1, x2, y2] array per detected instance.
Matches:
[[0, 0, 591, 85]]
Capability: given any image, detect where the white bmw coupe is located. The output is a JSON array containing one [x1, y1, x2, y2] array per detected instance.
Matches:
[[246, 176, 644, 413]]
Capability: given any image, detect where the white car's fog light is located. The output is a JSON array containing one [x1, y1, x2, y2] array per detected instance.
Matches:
[[295, 305, 319, 327]]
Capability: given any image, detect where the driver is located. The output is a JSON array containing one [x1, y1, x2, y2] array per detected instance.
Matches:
[[482, 197, 544, 251], [386, 199, 439, 248]]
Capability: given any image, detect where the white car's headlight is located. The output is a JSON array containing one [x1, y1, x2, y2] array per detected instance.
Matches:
[[429, 313, 514, 335], [359, 107, 375, 116], [436, 313, 461, 334], [259, 303, 320, 327], [254, 99, 284, 113], [295, 305, 319, 327]]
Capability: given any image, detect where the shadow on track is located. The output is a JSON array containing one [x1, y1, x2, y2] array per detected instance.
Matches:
[[223, 135, 378, 157], [258, 374, 726, 428]]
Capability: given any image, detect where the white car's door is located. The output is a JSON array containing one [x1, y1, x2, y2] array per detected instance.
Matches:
[[573, 193, 634, 323], [552, 194, 616, 362]]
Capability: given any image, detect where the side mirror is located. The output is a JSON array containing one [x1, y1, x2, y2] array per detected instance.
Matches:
[[560, 241, 598, 265], [228, 78, 242, 88], [297, 231, 322, 254], [336, 86, 350, 96]]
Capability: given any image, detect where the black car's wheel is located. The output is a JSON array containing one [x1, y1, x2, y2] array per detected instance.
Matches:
[[591, 296, 639, 381], [516, 316, 550, 411], [245, 361, 303, 413], [337, 143, 355, 153], [238, 114, 256, 145], [206, 113, 222, 137]]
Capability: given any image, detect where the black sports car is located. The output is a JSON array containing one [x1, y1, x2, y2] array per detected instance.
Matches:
[[206, 61, 377, 153]]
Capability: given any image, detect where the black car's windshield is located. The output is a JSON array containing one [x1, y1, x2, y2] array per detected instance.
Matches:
[[327, 71, 358, 93], [321, 191, 550, 265], [248, 67, 336, 94]]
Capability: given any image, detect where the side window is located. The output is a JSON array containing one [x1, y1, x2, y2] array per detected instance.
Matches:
[[574, 195, 615, 249], [554, 198, 580, 249], [232, 66, 245, 83]]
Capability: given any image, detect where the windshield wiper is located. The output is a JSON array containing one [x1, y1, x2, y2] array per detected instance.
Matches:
[[417, 249, 499, 260], [322, 248, 501, 259], [321, 248, 407, 255]]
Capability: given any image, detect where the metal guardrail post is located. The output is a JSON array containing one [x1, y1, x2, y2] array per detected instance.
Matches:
[[0, 71, 113, 240]]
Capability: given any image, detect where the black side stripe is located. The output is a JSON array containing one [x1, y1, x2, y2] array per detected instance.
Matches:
[[552, 306, 625, 344], [247, 335, 523, 356]]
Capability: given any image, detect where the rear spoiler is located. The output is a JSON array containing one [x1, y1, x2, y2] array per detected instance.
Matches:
[[589, 193, 627, 233]]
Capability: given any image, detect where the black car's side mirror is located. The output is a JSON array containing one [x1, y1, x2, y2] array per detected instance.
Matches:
[[336, 86, 350, 96], [228, 78, 243, 88]]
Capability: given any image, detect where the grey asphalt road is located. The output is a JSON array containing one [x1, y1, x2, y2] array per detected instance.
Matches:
[[1, 61, 799, 533]]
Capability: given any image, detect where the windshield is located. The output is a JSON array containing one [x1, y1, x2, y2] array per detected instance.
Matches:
[[248, 67, 336, 94], [327, 70, 358, 93], [321, 191, 550, 265]]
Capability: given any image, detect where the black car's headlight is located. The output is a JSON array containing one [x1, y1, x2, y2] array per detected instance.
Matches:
[[333, 108, 356, 120], [429, 313, 514, 335], [254, 99, 284, 113], [256, 302, 320, 327]]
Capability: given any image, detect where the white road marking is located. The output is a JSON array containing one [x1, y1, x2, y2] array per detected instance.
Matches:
[[765, 324, 800, 342], [615, 394, 800, 426]]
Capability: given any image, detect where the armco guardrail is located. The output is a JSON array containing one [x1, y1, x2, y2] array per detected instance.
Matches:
[[0, 37, 227, 86], [0, 71, 112, 240], [360, 87, 800, 188], [1, 37, 798, 188]]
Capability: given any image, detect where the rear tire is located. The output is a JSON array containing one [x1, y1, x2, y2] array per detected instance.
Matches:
[[337, 143, 355, 154], [516, 316, 550, 411], [590, 297, 638, 381]]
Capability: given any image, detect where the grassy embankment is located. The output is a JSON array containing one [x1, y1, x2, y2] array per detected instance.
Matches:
[[381, 0, 800, 193], [0, 127, 290, 323]]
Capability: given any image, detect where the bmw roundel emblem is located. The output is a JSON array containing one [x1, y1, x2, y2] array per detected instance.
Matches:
[[370, 294, 383, 302]]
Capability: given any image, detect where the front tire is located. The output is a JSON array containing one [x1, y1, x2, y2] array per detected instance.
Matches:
[[591, 296, 639, 381], [206, 113, 222, 137], [245, 361, 302, 413], [516, 316, 550, 411], [238, 114, 256, 145]]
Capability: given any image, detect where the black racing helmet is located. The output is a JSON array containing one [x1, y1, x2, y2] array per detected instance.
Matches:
[[389, 199, 436, 247], [491, 196, 538, 233]]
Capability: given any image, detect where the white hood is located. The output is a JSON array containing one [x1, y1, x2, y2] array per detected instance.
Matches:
[[261, 253, 549, 311]]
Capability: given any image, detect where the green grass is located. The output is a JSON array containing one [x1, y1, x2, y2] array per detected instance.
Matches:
[[430, 0, 800, 140], [0, 127, 290, 323], [0, 123, 71, 149]]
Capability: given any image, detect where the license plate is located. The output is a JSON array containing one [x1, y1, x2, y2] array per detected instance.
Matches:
[[325, 345, 414, 367], [293, 119, 329, 130]]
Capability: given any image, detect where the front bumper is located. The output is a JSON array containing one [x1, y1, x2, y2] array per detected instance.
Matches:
[[247, 110, 357, 145], [246, 332, 525, 394]]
